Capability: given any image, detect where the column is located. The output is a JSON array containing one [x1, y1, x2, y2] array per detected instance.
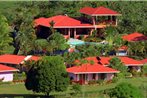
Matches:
[[116, 17, 118, 26], [68, 28, 70, 38], [90, 29, 94, 36], [76, 74, 79, 81], [96, 73, 99, 80], [92, 16, 96, 25], [74, 28, 76, 38]]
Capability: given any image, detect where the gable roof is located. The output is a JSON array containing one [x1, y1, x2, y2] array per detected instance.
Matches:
[[140, 58, 147, 64], [122, 32, 147, 42], [35, 15, 93, 28], [79, 6, 121, 16], [66, 63, 119, 74], [0, 54, 40, 65], [78, 56, 143, 66], [0, 64, 18, 72]]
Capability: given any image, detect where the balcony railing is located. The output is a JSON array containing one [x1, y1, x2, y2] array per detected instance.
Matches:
[[96, 20, 116, 26]]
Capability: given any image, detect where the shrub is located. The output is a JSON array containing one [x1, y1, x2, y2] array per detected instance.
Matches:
[[116, 73, 125, 79], [88, 80, 97, 85], [79, 35, 84, 40], [125, 72, 132, 78], [72, 84, 81, 95], [142, 64, 147, 75], [107, 82, 143, 98], [111, 77, 118, 83], [96, 79, 104, 85]]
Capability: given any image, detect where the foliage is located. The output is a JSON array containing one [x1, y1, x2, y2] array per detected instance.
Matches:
[[107, 82, 143, 98], [127, 41, 147, 59], [0, 14, 13, 54], [72, 84, 81, 95], [47, 31, 69, 52], [76, 44, 101, 58], [25, 56, 69, 96], [63, 52, 81, 65], [142, 64, 147, 75], [84, 36, 102, 42], [109, 57, 127, 76], [31, 39, 53, 54], [13, 72, 26, 81], [12, 7, 37, 55]]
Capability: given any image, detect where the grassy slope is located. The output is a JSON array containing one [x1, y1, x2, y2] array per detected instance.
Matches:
[[0, 77, 147, 98]]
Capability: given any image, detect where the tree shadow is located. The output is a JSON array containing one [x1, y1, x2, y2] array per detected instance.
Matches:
[[0, 94, 55, 98]]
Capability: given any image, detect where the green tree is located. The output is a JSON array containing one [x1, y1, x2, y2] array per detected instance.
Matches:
[[0, 14, 13, 54], [76, 44, 101, 58], [142, 64, 147, 75], [25, 56, 69, 96], [47, 31, 69, 52], [63, 52, 81, 65], [107, 82, 143, 98], [109, 57, 127, 75], [12, 7, 37, 55]]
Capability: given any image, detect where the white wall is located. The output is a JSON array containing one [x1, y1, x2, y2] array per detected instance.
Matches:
[[0, 72, 14, 82]]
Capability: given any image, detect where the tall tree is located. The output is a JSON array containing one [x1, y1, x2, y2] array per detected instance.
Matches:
[[47, 31, 69, 52], [0, 14, 13, 54], [109, 57, 127, 75], [25, 56, 69, 96], [12, 7, 37, 55]]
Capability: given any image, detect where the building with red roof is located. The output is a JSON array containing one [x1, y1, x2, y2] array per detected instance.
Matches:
[[67, 63, 119, 84], [0, 54, 40, 65], [76, 56, 143, 72], [35, 6, 121, 39], [0, 54, 26, 65], [79, 6, 121, 16], [122, 32, 147, 42], [0, 64, 18, 82], [116, 46, 128, 56], [0, 54, 40, 71], [140, 58, 147, 64]]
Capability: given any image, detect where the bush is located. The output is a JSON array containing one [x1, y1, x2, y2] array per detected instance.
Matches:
[[107, 82, 143, 98], [116, 73, 125, 79], [72, 84, 81, 95], [111, 77, 118, 83], [79, 35, 84, 40], [88, 80, 97, 85], [84, 36, 102, 42], [96, 79, 104, 85], [125, 72, 132, 77]]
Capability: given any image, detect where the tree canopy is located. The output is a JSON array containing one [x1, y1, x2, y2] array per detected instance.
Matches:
[[107, 82, 143, 98], [109, 57, 127, 75], [0, 14, 13, 54], [25, 56, 69, 96]]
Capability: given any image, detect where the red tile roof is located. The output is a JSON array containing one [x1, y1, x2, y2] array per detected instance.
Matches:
[[140, 58, 147, 64], [0, 54, 40, 65], [80, 6, 121, 16], [35, 15, 93, 28], [78, 56, 143, 66], [122, 32, 147, 42], [0, 64, 18, 72], [119, 57, 143, 66], [66, 63, 119, 74], [118, 46, 128, 50], [0, 54, 26, 65]]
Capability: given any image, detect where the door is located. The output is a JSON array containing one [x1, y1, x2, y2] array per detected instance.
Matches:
[[70, 29, 74, 38], [98, 73, 106, 80]]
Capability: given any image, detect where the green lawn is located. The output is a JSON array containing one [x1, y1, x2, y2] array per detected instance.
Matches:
[[0, 77, 147, 98]]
